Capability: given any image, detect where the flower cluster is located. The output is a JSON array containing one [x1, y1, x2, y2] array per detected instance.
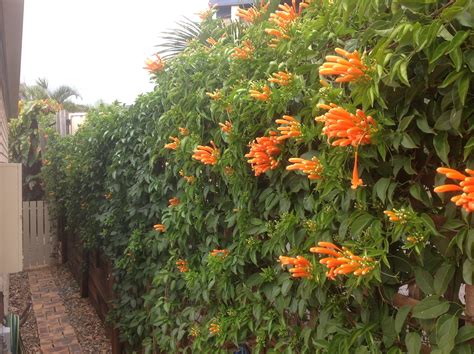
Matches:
[[179, 127, 189, 136], [179, 170, 196, 184], [206, 37, 218, 47], [219, 120, 232, 134], [275, 115, 301, 141], [384, 209, 408, 223], [153, 224, 166, 232], [236, 1, 269, 23], [268, 71, 292, 86], [164, 136, 180, 150], [434, 167, 474, 213], [265, 0, 308, 47], [286, 157, 323, 180], [231, 40, 254, 60], [278, 255, 311, 278], [206, 90, 222, 100], [176, 259, 189, 273], [192, 141, 220, 165], [209, 322, 220, 335], [310, 242, 375, 280], [245, 133, 281, 176], [319, 48, 369, 83], [168, 197, 180, 207], [249, 85, 271, 101], [210, 249, 229, 258], [144, 54, 165, 73]]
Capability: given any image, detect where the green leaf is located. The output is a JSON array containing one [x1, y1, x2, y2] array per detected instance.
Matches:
[[433, 263, 455, 296], [446, 31, 469, 54], [395, 306, 411, 334], [373, 177, 391, 204], [412, 296, 449, 319], [438, 70, 465, 88], [433, 132, 450, 164], [449, 47, 463, 72], [414, 267, 434, 295], [401, 133, 417, 149], [398, 59, 410, 86], [464, 136, 474, 160], [458, 75, 470, 105], [430, 41, 451, 64], [405, 332, 421, 354], [436, 314, 458, 353], [456, 325, 474, 344], [463, 259, 474, 285]]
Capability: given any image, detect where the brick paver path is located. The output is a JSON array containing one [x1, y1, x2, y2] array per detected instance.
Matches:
[[28, 268, 82, 353]]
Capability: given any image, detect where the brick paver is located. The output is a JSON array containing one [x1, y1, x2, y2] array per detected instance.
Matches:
[[28, 268, 82, 354]]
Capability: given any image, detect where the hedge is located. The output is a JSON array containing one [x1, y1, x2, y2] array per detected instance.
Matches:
[[43, 0, 474, 352]]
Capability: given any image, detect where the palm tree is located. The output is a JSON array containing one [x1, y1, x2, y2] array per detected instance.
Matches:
[[20, 78, 87, 112]]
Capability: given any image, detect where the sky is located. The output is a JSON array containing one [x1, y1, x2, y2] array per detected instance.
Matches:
[[21, 0, 209, 105]]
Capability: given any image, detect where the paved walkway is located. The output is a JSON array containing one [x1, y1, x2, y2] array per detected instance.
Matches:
[[28, 268, 82, 353]]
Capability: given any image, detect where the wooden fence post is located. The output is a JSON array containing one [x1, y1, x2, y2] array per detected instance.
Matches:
[[465, 285, 474, 325]]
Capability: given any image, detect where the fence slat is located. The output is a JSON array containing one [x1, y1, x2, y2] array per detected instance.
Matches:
[[22, 202, 30, 269], [44, 202, 53, 264]]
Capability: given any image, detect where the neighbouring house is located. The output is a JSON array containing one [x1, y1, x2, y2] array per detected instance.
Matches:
[[0, 0, 25, 325], [209, 0, 254, 20]]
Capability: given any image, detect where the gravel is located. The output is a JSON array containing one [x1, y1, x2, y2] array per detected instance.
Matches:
[[52, 264, 112, 353], [8, 271, 41, 353]]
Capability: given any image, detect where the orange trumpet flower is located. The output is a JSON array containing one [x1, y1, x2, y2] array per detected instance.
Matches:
[[209, 323, 220, 335], [153, 224, 166, 232], [144, 53, 165, 73], [206, 90, 222, 100], [164, 136, 180, 150], [319, 48, 369, 83], [236, 1, 269, 23], [179, 127, 189, 136], [249, 85, 271, 101], [286, 157, 323, 180], [245, 133, 281, 176], [176, 259, 189, 273], [168, 197, 180, 207], [206, 37, 218, 47], [210, 249, 229, 258], [192, 141, 220, 165], [231, 40, 254, 60], [275, 115, 301, 141], [219, 120, 233, 134], [310, 242, 375, 280], [434, 167, 474, 213], [268, 71, 292, 86], [278, 255, 311, 278]]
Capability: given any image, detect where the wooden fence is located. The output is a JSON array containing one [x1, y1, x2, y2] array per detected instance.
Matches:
[[22, 201, 57, 270]]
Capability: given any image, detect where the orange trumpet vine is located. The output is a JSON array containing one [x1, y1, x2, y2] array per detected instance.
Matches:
[[144, 54, 165, 73], [192, 141, 220, 165], [275, 115, 301, 141], [245, 133, 281, 176], [319, 48, 370, 83], [153, 224, 166, 233], [286, 157, 323, 180], [206, 90, 222, 100], [209, 323, 220, 335], [268, 71, 292, 86], [176, 259, 189, 273], [434, 167, 474, 213], [219, 120, 232, 134], [210, 249, 230, 258], [168, 197, 180, 207], [231, 40, 254, 60], [164, 136, 180, 150], [278, 255, 311, 279], [249, 85, 271, 101], [236, 1, 269, 23]]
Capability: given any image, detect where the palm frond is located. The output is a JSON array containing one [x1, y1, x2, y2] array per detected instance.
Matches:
[[51, 86, 81, 103], [35, 77, 49, 90], [156, 17, 202, 59]]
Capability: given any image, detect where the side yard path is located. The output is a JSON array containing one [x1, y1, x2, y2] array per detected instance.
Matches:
[[9, 265, 111, 353]]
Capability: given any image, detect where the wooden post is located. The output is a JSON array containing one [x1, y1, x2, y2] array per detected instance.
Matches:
[[0, 291, 4, 322], [465, 285, 474, 325]]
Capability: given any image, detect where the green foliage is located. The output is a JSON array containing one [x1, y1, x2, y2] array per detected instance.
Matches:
[[9, 99, 60, 200], [43, 0, 474, 352]]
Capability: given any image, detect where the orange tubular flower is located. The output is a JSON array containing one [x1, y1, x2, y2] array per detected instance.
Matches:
[[164, 136, 180, 150], [144, 54, 165, 73], [268, 71, 292, 86], [206, 37, 218, 47], [278, 255, 311, 278], [231, 40, 254, 60], [153, 224, 166, 233], [209, 323, 220, 335], [383, 209, 408, 223], [316, 103, 376, 190], [219, 120, 233, 134], [179, 127, 189, 136], [265, 0, 308, 46], [434, 167, 474, 213], [210, 249, 229, 258], [249, 85, 271, 101], [176, 259, 189, 273], [169, 197, 180, 207], [192, 141, 220, 165], [197, 5, 215, 20], [206, 90, 222, 100], [236, 1, 269, 23], [245, 133, 281, 176], [275, 115, 301, 141], [286, 157, 323, 180], [310, 242, 375, 280], [319, 48, 370, 83]]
